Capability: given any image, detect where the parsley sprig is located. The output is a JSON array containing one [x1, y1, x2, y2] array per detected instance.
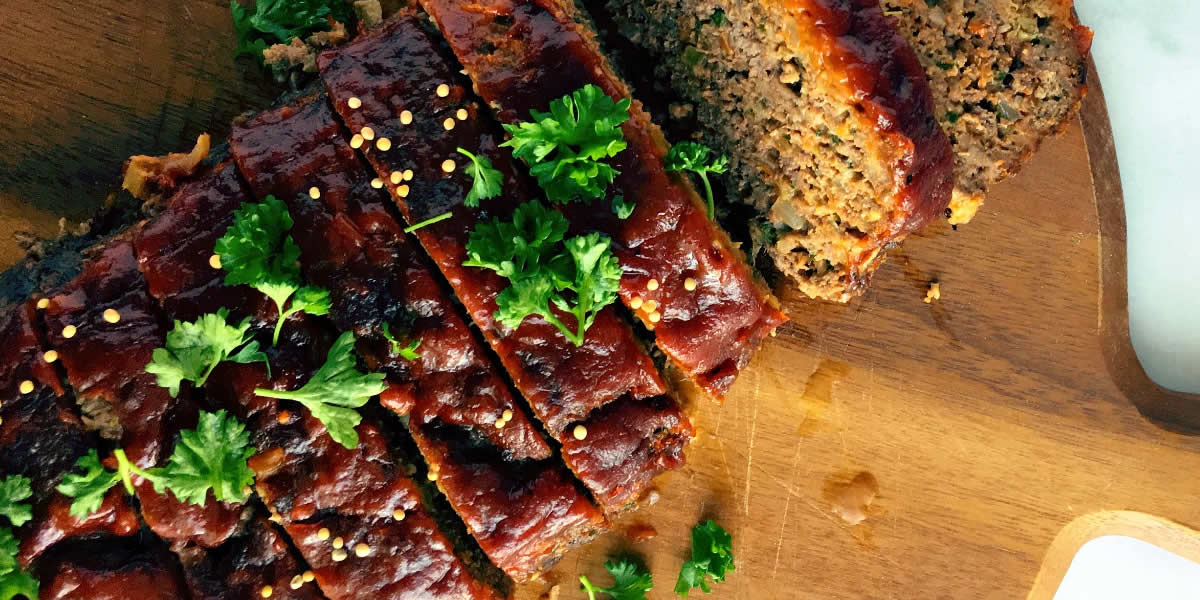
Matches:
[[501, 85, 631, 204], [215, 196, 331, 344], [231, 0, 353, 62], [0, 477, 32, 529], [255, 331, 385, 449], [674, 520, 735, 597], [580, 559, 652, 600], [457, 147, 504, 207], [146, 309, 268, 398], [0, 475, 34, 596], [57, 411, 256, 518], [464, 201, 621, 346], [665, 142, 729, 219], [0, 527, 37, 600]]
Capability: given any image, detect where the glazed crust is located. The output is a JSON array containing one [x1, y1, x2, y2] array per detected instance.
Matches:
[[418, 0, 789, 393]]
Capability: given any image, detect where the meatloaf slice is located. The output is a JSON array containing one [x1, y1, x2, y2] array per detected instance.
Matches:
[[878, 0, 1092, 224], [595, 0, 955, 301]]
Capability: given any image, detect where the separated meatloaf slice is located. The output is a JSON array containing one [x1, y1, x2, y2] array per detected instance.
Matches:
[[597, 0, 955, 302], [878, 0, 1092, 224]]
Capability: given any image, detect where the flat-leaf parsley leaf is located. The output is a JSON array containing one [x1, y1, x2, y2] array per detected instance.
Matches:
[[157, 410, 256, 506], [215, 196, 331, 344], [0, 527, 37, 600], [57, 411, 256, 516], [674, 520, 735, 597], [57, 449, 155, 518], [0, 477, 32, 528], [501, 85, 630, 204], [254, 331, 385, 449], [665, 142, 729, 219], [580, 558, 653, 600], [145, 309, 267, 398], [456, 147, 503, 207]]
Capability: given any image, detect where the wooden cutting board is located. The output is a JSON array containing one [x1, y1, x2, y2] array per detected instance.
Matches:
[[3, 3, 1199, 599]]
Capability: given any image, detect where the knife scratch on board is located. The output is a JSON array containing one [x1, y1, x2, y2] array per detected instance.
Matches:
[[743, 401, 759, 515]]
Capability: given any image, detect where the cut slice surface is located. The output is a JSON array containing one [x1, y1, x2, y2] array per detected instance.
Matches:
[[595, 0, 955, 301], [878, 0, 1092, 224]]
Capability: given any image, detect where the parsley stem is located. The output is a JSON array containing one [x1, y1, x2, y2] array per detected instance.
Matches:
[[272, 314, 286, 346], [197, 359, 220, 389], [404, 211, 453, 234], [540, 309, 583, 347], [578, 575, 599, 600], [113, 449, 161, 494], [698, 172, 715, 219], [253, 387, 305, 401]]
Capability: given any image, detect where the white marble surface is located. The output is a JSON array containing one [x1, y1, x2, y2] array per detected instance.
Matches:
[[1053, 536, 1200, 600], [1074, 0, 1200, 393]]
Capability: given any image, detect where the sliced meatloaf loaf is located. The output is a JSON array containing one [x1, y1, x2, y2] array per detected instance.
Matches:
[[595, 0, 955, 302], [879, 0, 1093, 224]]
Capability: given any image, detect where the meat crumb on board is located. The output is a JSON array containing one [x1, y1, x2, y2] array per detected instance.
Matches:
[[924, 282, 941, 303]]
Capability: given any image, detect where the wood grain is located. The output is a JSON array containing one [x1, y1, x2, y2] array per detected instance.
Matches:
[[0, 1, 276, 268], [2, 5, 1199, 599]]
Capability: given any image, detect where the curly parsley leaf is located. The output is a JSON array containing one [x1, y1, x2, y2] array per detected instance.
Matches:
[[580, 559, 653, 600], [464, 200, 569, 280], [216, 196, 330, 344], [231, 0, 353, 62], [675, 520, 735, 597], [381, 323, 422, 360], [501, 85, 630, 203], [465, 201, 621, 346], [557, 233, 622, 336], [665, 142, 729, 219], [612, 195, 635, 219], [0, 527, 37, 600], [158, 411, 255, 506], [0, 478, 32, 528], [254, 331, 385, 449], [145, 309, 267, 397], [457, 147, 504, 208]]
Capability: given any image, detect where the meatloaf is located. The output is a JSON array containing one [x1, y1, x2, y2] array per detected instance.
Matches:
[[593, 0, 955, 302], [878, 0, 1093, 224]]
